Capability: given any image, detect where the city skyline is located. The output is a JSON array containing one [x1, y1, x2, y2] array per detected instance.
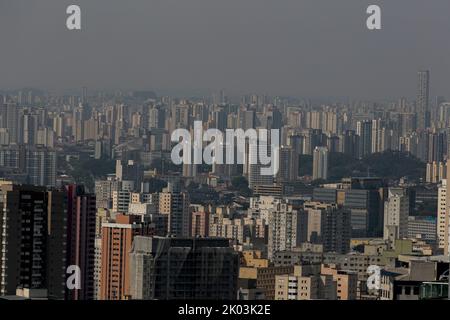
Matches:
[[0, 69, 439, 105], [1, 0, 450, 304], [0, 75, 449, 301]]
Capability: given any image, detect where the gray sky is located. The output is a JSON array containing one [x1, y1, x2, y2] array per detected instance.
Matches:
[[1, 0, 450, 99]]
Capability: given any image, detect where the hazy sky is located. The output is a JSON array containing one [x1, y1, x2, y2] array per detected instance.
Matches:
[[1, 0, 450, 99]]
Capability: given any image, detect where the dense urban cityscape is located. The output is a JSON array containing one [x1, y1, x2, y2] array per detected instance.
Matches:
[[0, 70, 448, 301]]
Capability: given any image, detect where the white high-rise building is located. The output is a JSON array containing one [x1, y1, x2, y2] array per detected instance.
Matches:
[[268, 201, 300, 260], [312, 147, 328, 180], [445, 163, 450, 255], [383, 188, 409, 242], [371, 119, 383, 154], [437, 179, 447, 249]]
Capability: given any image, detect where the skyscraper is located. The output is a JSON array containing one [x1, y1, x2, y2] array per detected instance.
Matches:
[[0, 182, 68, 299], [268, 200, 301, 260], [129, 236, 239, 300], [383, 188, 410, 242], [248, 140, 275, 189], [437, 179, 447, 250], [191, 208, 209, 237], [81, 87, 88, 105], [313, 146, 329, 181], [25, 145, 57, 187], [6, 103, 18, 144], [100, 214, 148, 300], [416, 70, 430, 130], [356, 121, 372, 159], [371, 119, 384, 154], [445, 163, 450, 256], [340, 130, 359, 158], [115, 160, 142, 190], [158, 183, 191, 237], [278, 146, 298, 182], [66, 185, 97, 300], [303, 202, 351, 254]]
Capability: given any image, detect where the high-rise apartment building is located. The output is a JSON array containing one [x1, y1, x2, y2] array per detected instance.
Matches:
[[340, 130, 359, 158], [129, 236, 239, 300], [5, 103, 19, 144], [345, 177, 387, 237], [115, 160, 142, 189], [426, 161, 447, 184], [66, 185, 97, 300], [356, 120, 372, 159], [248, 136, 275, 189], [100, 214, 148, 300], [312, 146, 329, 181], [158, 183, 190, 237], [191, 206, 209, 237], [437, 179, 447, 249], [112, 190, 132, 213], [303, 202, 351, 254], [416, 70, 430, 130], [0, 182, 67, 299], [94, 176, 123, 209], [93, 238, 102, 300], [0, 145, 56, 187], [383, 188, 409, 242], [268, 200, 301, 260], [371, 119, 384, 154], [25, 145, 57, 187], [278, 146, 298, 182], [445, 163, 450, 255]]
